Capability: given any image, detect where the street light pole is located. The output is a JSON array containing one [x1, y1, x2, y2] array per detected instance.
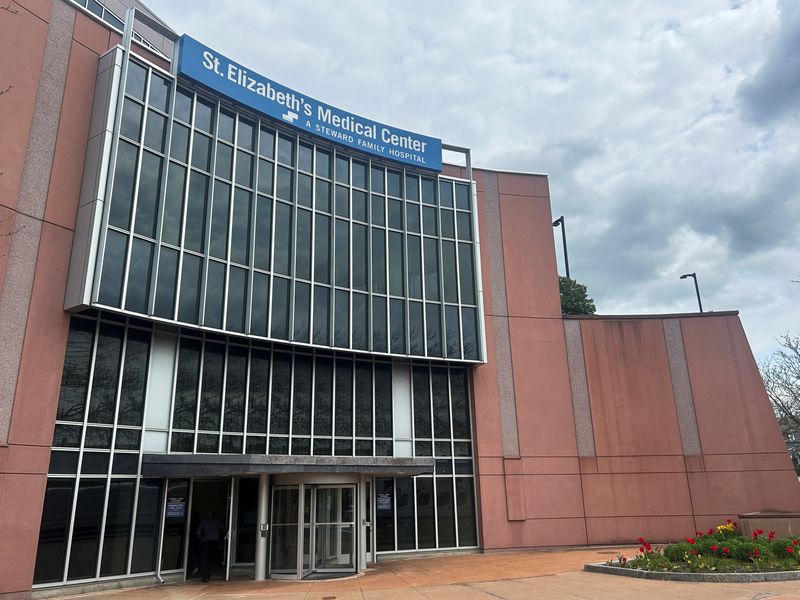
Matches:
[[552, 216, 570, 279], [680, 272, 703, 313]]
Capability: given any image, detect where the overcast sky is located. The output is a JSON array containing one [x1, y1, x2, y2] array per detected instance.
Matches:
[[146, 0, 800, 359]]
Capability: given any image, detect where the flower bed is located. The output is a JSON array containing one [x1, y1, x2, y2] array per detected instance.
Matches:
[[609, 521, 800, 574]]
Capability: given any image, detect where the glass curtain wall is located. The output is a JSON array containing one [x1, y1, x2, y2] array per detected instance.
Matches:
[[96, 57, 481, 362]]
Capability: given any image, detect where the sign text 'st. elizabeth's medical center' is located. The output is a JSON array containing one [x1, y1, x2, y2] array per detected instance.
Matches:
[[177, 35, 442, 171]]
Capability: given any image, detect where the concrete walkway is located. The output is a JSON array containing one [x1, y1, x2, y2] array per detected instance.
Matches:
[[58, 547, 800, 599]]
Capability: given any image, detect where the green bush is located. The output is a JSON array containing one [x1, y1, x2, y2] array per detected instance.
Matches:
[[664, 542, 692, 562], [729, 539, 771, 562], [772, 539, 800, 559]]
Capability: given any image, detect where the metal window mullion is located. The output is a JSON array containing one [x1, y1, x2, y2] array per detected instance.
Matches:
[[309, 349, 317, 449], [307, 154, 317, 347], [165, 334, 181, 453], [61, 316, 103, 582], [222, 118, 238, 332], [148, 70, 178, 316], [287, 350, 296, 452], [371, 362, 375, 453], [287, 135, 299, 343], [266, 134, 279, 340], [428, 363, 439, 549], [451, 210, 465, 360], [199, 98, 222, 329], [412, 475, 419, 550], [241, 345, 251, 454], [391, 478, 398, 552], [94, 323, 131, 578], [350, 355, 356, 454], [218, 341, 230, 453], [347, 155, 353, 350], [468, 175, 487, 362], [192, 338, 206, 453], [265, 343, 274, 446], [446, 367, 460, 548], [245, 129, 261, 336]]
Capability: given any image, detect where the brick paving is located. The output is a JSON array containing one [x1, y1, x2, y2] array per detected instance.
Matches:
[[56, 546, 800, 599]]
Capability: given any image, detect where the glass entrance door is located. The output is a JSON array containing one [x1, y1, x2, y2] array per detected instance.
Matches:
[[268, 484, 357, 578]]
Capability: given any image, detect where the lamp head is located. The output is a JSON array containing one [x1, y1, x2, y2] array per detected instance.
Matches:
[[552, 216, 563, 227], [680, 273, 694, 280]]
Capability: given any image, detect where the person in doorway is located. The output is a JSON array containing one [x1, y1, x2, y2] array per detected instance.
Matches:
[[196, 509, 227, 583]]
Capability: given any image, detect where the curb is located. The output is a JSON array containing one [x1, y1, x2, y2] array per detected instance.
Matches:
[[584, 562, 800, 582]]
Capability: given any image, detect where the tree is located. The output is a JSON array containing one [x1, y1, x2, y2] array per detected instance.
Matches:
[[760, 334, 800, 472], [559, 275, 596, 315]]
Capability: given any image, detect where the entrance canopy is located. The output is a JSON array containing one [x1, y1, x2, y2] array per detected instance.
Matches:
[[141, 454, 435, 478]]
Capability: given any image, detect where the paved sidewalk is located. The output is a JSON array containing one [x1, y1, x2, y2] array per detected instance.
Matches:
[[57, 546, 800, 599]]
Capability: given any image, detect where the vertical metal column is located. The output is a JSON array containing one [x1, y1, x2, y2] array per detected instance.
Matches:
[[254, 474, 270, 580]]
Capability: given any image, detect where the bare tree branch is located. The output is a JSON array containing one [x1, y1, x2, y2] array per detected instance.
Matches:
[[760, 334, 800, 471]]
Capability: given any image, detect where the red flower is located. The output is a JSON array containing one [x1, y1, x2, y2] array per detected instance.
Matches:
[[787, 546, 795, 554], [768, 531, 776, 541], [711, 545, 718, 552], [639, 546, 645, 553], [792, 539, 799, 546], [752, 548, 760, 558], [707, 528, 714, 535], [644, 542, 651, 552], [752, 529, 764, 540], [686, 537, 696, 544], [622, 557, 627, 564], [690, 549, 698, 555], [727, 519, 732, 524], [696, 531, 703, 537], [637, 536, 645, 543], [722, 547, 730, 555]]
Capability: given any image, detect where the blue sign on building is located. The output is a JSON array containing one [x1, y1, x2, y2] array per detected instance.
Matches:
[[177, 35, 443, 171]]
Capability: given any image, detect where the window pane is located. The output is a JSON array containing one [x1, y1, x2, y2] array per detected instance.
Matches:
[[388, 232, 404, 296], [436, 479, 456, 548], [99, 479, 136, 576], [174, 88, 192, 123], [312, 285, 330, 345], [194, 97, 215, 133], [407, 235, 422, 299], [458, 243, 476, 305], [431, 367, 451, 438], [372, 296, 387, 353], [352, 292, 368, 351], [292, 354, 313, 436], [371, 194, 385, 225], [270, 277, 290, 339], [250, 272, 269, 336], [160, 479, 189, 570], [457, 212, 472, 241], [235, 150, 253, 188], [199, 342, 224, 432], [405, 174, 419, 201], [371, 228, 385, 294], [273, 203, 292, 275], [296, 209, 312, 280], [388, 198, 403, 229], [387, 170, 402, 197], [125, 238, 153, 313], [144, 110, 166, 152], [120, 97, 143, 141], [314, 214, 331, 284], [178, 253, 202, 323], [88, 323, 124, 424], [439, 181, 453, 207], [223, 346, 248, 432], [462, 307, 479, 361], [390, 298, 405, 354], [117, 327, 151, 426], [109, 140, 138, 229], [455, 478, 477, 546], [254, 195, 272, 270], [416, 478, 436, 549], [209, 181, 230, 259], [422, 205, 438, 235], [215, 142, 232, 180], [396, 478, 415, 550], [33, 479, 75, 584], [335, 185, 349, 217], [406, 202, 420, 233], [191, 132, 211, 171], [259, 128, 275, 158], [441, 209, 455, 238], [297, 173, 312, 207], [278, 135, 294, 166], [293, 281, 311, 342], [173, 338, 201, 430], [455, 183, 470, 209], [67, 479, 106, 579], [445, 305, 461, 359], [370, 166, 384, 193], [316, 148, 330, 178], [162, 162, 186, 246], [185, 171, 209, 252], [134, 152, 162, 238], [335, 219, 349, 287], [409, 301, 424, 355], [276, 166, 292, 202], [335, 155, 349, 184], [413, 366, 431, 438], [316, 179, 331, 212], [421, 178, 436, 204], [231, 188, 251, 265], [334, 289, 349, 347], [355, 362, 372, 437], [352, 224, 367, 291], [170, 123, 189, 163], [314, 356, 333, 436], [352, 189, 368, 221], [218, 110, 234, 143], [238, 119, 255, 151], [56, 318, 96, 422], [374, 363, 392, 438], [227, 266, 247, 333], [426, 303, 442, 357], [442, 241, 458, 303], [130, 479, 163, 573], [335, 360, 353, 436], [423, 238, 440, 301], [375, 478, 394, 551], [247, 349, 269, 433], [351, 160, 366, 188], [204, 260, 226, 329], [298, 142, 313, 172], [270, 353, 291, 434], [257, 158, 273, 195]]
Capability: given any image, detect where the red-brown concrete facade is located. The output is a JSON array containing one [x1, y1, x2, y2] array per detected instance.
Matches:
[[0, 0, 797, 596], [460, 164, 800, 550]]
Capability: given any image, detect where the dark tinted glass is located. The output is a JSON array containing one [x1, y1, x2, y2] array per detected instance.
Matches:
[[194, 97, 215, 133], [388, 199, 403, 229], [456, 478, 477, 546], [372, 296, 387, 353], [223, 346, 248, 432], [334, 290, 349, 347], [314, 356, 333, 436], [405, 174, 419, 201], [312, 286, 330, 345], [130, 479, 163, 573], [160, 479, 188, 570], [144, 110, 166, 152], [352, 293, 368, 350], [316, 148, 331, 178], [371, 194, 385, 225], [388, 232, 404, 296], [154, 246, 178, 318], [371, 228, 385, 294], [426, 304, 442, 357], [170, 123, 189, 162], [352, 161, 367, 188], [254, 195, 272, 270], [33, 479, 75, 583], [215, 142, 232, 180], [209, 181, 230, 259], [314, 214, 330, 284], [174, 88, 192, 123], [172, 338, 201, 429], [461, 307, 478, 360], [99, 479, 135, 576], [270, 353, 291, 434], [120, 98, 143, 141], [238, 119, 256, 150], [315, 179, 331, 212], [185, 171, 209, 252], [117, 328, 150, 426], [218, 110, 234, 142], [396, 478, 415, 550], [297, 173, 312, 207], [259, 128, 275, 158], [387, 170, 402, 197], [292, 354, 313, 436], [409, 301, 424, 355], [370, 166, 384, 193], [98, 230, 127, 307], [251, 273, 269, 337], [441, 209, 455, 238], [390, 298, 405, 354], [375, 478, 394, 551], [67, 479, 106, 579], [235, 150, 253, 188], [296, 209, 312, 280], [455, 183, 470, 209], [87, 323, 124, 424], [125, 238, 153, 313], [431, 367, 451, 438], [273, 202, 292, 275], [334, 219, 349, 287], [162, 162, 185, 246], [335, 185, 349, 217], [227, 266, 247, 333], [445, 305, 461, 359], [277, 135, 294, 166], [335, 360, 353, 436], [374, 363, 392, 437], [457, 212, 472, 241], [177, 253, 202, 323], [231, 188, 251, 264], [437, 479, 457, 548], [148, 73, 170, 111], [56, 318, 96, 422], [415, 477, 436, 548], [109, 140, 138, 229], [293, 281, 311, 342], [352, 224, 367, 291], [204, 260, 225, 328], [199, 342, 224, 430], [442, 241, 458, 303], [413, 366, 431, 438], [422, 205, 437, 235], [247, 349, 269, 433], [355, 362, 372, 437], [298, 143, 313, 172], [191, 132, 211, 171], [257, 158, 273, 194], [407, 235, 422, 299], [270, 277, 290, 339]]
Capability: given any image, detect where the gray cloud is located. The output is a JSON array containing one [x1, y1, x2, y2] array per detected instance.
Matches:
[[738, 0, 800, 124]]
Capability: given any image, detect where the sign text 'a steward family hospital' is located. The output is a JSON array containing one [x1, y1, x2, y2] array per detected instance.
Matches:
[[177, 36, 442, 171]]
